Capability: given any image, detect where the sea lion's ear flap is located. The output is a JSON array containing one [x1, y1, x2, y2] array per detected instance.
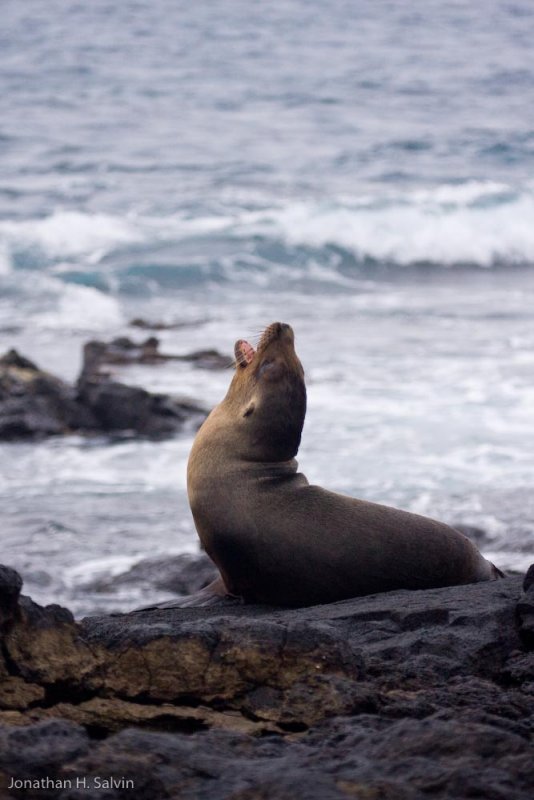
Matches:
[[243, 401, 255, 417], [234, 340, 255, 368]]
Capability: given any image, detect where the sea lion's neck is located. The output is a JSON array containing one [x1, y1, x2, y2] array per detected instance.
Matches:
[[235, 458, 300, 479], [187, 403, 303, 492]]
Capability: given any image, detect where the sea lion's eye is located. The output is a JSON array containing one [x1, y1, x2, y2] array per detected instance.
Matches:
[[243, 403, 255, 417], [259, 358, 273, 374], [258, 358, 284, 382]]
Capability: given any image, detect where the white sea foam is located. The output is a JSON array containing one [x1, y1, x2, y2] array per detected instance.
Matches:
[[36, 283, 123, 330], [169, 182, 534, 267], [0, 210, 144, 262], [63, 555, 142, 587], [249, 185, 534, 267], [1, 183, 533, 273], [214, 182, 534, 268], [409, 180, 512, 205]]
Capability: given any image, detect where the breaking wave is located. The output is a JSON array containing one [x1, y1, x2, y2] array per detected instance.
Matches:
[[0, 183, 533, 287], [256, 183, 534, 267]]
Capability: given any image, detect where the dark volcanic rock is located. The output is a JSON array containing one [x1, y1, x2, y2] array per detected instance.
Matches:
[[81, 336, 230, 375], [129, 317, 208, 331], [0, 350, 39, 372], [76, 375, 203, 437], [0, 349, 98, 439], [82, 552, 218, 596], [80, 337, 163, 375], [0, 564, 533, 798], [128, 317, 201, 331], [177, 348, 230, 370], [0, 566, 23, 633], [0, 719, 89, 787], [0, 347, 207, 441], [80, 576, 525, 705], [518, 564, 534, 647], [76, 337, 209, 436], [1, 711, 533, 800]]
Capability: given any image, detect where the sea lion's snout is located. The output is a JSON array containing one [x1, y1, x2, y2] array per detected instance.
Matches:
[[265, 321, 292, 338], [253, 322, 301, 385], [258, 321, 294, 351], [234, 323, 295, 370]]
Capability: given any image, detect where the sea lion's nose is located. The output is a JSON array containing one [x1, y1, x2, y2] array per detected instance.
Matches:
[[260, 322, 294, 348], [273, 322, 292, 337], [279, 323, 294, 342]]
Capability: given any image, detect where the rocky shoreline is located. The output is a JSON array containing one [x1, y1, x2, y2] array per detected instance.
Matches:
[[0, 562, 533, 798], [0, 333, 231, 440], [1, 335, 533, 797]]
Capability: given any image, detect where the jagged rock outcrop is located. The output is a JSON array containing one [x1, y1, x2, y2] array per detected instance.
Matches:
[[518, 564, 534, 646], [129, 317, 207, 331], [0, 347, 207, 441], [81, 336, 230, 373], [0, 564, 533, 798], [0, 350, 97, 439]]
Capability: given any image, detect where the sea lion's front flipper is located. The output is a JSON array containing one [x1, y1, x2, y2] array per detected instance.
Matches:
[[490, 562, 506, 580], [131, 577, 241, 612]]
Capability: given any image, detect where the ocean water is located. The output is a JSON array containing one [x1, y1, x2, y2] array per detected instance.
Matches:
[[1, 0, 533, 615]]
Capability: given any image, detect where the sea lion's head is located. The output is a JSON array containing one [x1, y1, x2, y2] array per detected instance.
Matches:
[[224, 322, 306, 463]]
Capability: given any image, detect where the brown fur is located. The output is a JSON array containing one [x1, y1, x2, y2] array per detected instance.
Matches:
[[187, 322, 501, 607]]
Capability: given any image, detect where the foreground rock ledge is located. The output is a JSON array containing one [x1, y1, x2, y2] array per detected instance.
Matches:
[[0, 565, 533, 799]]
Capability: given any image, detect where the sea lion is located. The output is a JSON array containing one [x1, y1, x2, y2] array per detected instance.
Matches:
[[184, 321, 503, 607]]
